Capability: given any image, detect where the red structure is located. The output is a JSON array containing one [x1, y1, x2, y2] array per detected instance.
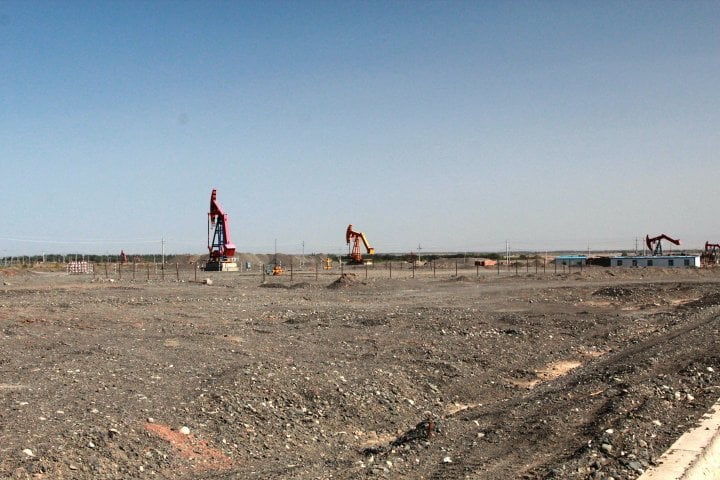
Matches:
[[345, 224, 375, 264], [645, 234, 681, 256], [703, 242, 720, 265], [208, 189, 236, 260]]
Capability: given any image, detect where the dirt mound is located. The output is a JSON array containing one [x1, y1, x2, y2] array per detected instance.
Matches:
[[327, 273, 359, 289], [592, 286, 635, 298]]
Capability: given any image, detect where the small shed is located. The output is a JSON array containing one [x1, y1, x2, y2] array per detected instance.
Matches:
[[554, 255, 587, 266]]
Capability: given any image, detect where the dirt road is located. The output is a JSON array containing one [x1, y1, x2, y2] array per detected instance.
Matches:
[[1, 265, 718, 479]]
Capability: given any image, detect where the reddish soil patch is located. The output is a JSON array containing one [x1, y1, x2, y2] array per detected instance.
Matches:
[[144, 423, 233, 472]]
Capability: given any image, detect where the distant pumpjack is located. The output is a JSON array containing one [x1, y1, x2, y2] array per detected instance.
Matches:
[[703, 242, 720, 265], [346, 224, 375, 264], [645, 234, 681, 256], [206, 189, 238, 271]]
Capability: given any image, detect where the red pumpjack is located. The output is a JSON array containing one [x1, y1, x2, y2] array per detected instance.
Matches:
[[645, 234, 681, 256], [703, 242, 720, 265], [346, 224, 375, 265], [206, 189, 238, 271]]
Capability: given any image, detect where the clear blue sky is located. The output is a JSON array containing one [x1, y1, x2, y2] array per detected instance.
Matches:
[[1, 0, 718, 257]]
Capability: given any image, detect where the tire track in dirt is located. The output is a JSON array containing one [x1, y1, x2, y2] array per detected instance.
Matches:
[[427, 310, 720, 479]]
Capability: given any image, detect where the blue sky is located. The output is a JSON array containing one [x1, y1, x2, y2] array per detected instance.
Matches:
[[1, 0, 718, 257]]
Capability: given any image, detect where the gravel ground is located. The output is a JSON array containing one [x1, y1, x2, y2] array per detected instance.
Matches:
[[1, 264, 718, 479]]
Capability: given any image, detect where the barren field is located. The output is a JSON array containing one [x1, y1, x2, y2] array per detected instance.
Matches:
[[1, 264, 719, 479]]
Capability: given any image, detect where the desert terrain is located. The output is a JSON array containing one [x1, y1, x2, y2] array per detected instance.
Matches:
[[1, 262, 718, 479]]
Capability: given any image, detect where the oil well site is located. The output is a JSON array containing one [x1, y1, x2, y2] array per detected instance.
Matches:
[[1, 189, 719, 480]]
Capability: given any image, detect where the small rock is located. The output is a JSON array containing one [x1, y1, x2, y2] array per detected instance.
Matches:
[[652, 420, 662, 426], [22, 448, 34, 457], [600, 443, 613, 454], [442, 456, 452, 463], [179, 426, 190, 435]]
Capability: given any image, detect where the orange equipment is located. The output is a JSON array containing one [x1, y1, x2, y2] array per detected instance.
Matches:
[[346, 224, 375, 264], [645, 234, 681, 256]]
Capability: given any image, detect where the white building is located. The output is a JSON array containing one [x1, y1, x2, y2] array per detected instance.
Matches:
[[610, 256, 700, 268]]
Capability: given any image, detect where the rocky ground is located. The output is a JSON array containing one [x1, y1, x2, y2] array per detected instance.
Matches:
[[0, 264, 718, 479]]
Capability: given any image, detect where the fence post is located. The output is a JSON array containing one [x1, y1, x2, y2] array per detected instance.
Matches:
[[515, 260, 518, 276], [290, 261, 293, 281], [194, 262, 197, 282], [118, 263, 122, 280], [365, 263, 368, 280], [455, 260, 458, 277], [176, 263, 179, 281], [133, 260, 136, 281], [262, 263, 266, 282], [147, 264, 150, 281], [105, 262, 108, 279], [389, 262, 392, 279], [316, 261, 319, 281], [412, 261, 415, 278], [433, 260, 436, 278]]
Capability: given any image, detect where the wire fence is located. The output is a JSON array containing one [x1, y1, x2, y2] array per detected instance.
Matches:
[[54, 257, 592, 283]]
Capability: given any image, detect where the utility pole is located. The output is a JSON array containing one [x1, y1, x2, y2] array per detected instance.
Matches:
[[506, 240, 510, 271]]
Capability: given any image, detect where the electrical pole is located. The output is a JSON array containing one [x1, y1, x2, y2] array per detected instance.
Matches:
[[506, 240, 510, 271]]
